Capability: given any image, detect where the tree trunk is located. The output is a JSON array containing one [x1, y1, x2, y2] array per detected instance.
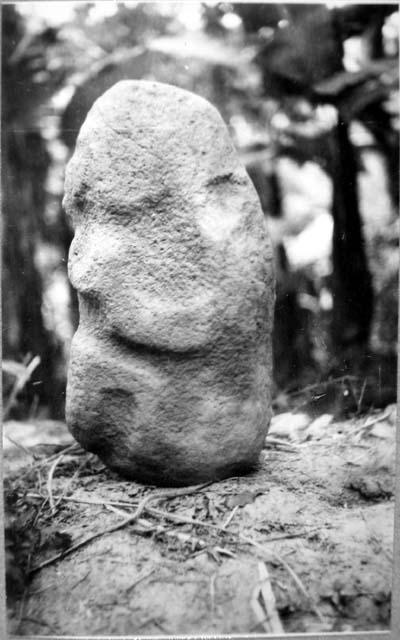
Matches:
[[1, 127, 65, 417], [329, 118, 374, 356]]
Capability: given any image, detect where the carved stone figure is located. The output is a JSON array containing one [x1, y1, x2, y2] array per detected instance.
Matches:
[[63, 80, 274, 486]]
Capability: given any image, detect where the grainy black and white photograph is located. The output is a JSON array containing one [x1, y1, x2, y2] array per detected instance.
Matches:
[[2, 1, 399, 637]]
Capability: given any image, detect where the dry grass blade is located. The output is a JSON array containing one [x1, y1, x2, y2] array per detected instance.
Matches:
[[146, 506, 229, 533], [210, 572, 217, 617], [264, 436, 300, 450], [46, 454, 65, 513], [3, 433, 36, 460], [273, 555, 326, 626], [33, 443, 85, 469], [364, 407, 393, 428], [3, 355, 41, 420], [356, 378, 368, 413], [222, 505, 239, 529], [288, 375, 359, 398], [105, 504, 130, 517], [251, 583, 269, 632], [238, 534, 327, 626], [53, 459, 86, 511], [125, 568, 156, 594], [32, 495, 49, 528], [255, 561, 284, 633]]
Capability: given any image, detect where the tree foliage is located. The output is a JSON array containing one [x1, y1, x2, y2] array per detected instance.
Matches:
[[2, 2, 399, 416]]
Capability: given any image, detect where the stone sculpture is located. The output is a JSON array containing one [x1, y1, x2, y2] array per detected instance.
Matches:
[[63, 80, 274, 486]]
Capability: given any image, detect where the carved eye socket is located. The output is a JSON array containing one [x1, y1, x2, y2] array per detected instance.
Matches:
[[74, 194, 86, 210], [73, 181, 90, 210]]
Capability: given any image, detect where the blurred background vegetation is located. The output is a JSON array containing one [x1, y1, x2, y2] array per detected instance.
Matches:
[[2, 2, 399, 421]]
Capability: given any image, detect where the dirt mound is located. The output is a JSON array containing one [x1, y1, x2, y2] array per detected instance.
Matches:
[[4, 405, 395, 635]]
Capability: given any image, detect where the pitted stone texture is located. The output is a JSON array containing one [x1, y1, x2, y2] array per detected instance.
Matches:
[[64, 80, 274, 486]]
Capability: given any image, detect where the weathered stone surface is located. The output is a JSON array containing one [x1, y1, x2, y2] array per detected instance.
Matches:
[[63, 80, 274, 486]]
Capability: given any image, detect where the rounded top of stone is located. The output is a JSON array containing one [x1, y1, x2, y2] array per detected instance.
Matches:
[[94, 78, 217, 108], [78, 78, 226, 141], [64, 80, 249, 220]]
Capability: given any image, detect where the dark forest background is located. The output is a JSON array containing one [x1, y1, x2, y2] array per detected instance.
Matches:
[[2, 2, 399, 421]]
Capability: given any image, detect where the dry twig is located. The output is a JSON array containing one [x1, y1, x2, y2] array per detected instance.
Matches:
[[105, 503, 207, 550], [28, 482, 212, 575]]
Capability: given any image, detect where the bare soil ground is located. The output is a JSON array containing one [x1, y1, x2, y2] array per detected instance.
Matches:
[[4, 403, 396, 636]]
